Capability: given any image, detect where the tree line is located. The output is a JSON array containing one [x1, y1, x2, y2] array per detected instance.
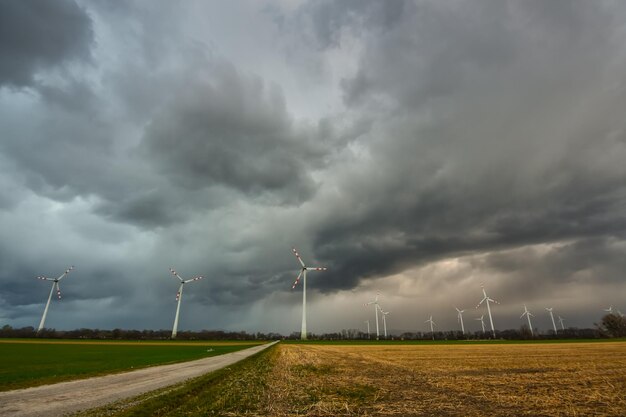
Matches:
[[1, 314, 624, 340]]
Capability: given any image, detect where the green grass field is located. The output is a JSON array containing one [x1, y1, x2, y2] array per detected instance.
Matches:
[[0, 339, 262, 391]]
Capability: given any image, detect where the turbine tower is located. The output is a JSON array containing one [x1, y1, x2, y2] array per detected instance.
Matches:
[[380, 308, 390, 339], [291, 247, 327, 340], [558, 315, 565, 331], [546, 307, 557, 334], [425, 315, 436, 340], [520, 304, 534, 337], [455, 307, 466, 334], [476, 284, 499, 338], [364, 320, 370, 339], [364, 293, 381, 340], [36, 266, 74, 332], [476, 315, 486, 334], [169, 268, 203, 339]]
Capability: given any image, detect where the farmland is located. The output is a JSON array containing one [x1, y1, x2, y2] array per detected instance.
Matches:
[[0, 339, 262, 391], [79, 341, 626, 416]]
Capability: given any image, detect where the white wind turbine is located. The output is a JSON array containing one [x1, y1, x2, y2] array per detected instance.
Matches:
[[476, 284, 499, 338], [364, 320, 370, 339], [364, 293, 381, 340], [604, 306, 614, 314], [425, 315, 436, 340], [455, 307, 466, 335], [380, 308, 390, 339], [169, 268, 203, 339], [546, 307, 558, 334], [618, 310, 625, 318], [558, 315, 565, 331], [290, 247, 327, 340], [520, 304, 534, 337], [476, 315, 486, 334], [36, 266, 74, 332]]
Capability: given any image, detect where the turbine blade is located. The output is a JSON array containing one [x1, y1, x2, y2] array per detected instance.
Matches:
[[55, 283, 62, 299], [57, 266, 74, 281], [175, 291, 181, 301], [184, 276, 203, 283], [306, 267, 327, 271], [169, 268, 184, 282], [37, 276, 51, 281], [291, 270, 303, 290], [292, 248, 306, 267]]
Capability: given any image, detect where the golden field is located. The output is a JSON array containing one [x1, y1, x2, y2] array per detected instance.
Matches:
[[260, 342, 626, 416]]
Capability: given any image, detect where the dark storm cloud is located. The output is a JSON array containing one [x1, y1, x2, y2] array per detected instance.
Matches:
[[2, 1, 626, 333], [140, 60, 328, 203], [0, 0, 93, 87], [280, 0, 626, 294]]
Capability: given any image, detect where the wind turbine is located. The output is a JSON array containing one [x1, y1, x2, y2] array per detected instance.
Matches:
[[36, 266, 74, 332], [364, 320, 370, 339], [558, 315, 565, 331], [476, 315, 486, 334], [169, 268, 203, 339], [455, 307, 466, 335], [520, 304, 534, 337], [546, 307, 557, 334], [380, 308, 390, 339], [604, 306, 614, 314], [290, 247, 327, 340], [618, 310, 625, 318], [476, 284, 499, 338], [364, 293, 380, 340], [425, 315, 436, 340]]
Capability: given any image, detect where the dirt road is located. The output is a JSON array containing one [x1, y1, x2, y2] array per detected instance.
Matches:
[[0, 341, 278, 417]]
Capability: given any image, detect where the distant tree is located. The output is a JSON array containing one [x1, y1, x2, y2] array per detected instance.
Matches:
[[599, 314, 626, 337]]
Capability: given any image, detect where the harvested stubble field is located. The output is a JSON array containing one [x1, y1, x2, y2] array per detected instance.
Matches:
[[84, 341, 626, 416], [264, 342, 626, 416]]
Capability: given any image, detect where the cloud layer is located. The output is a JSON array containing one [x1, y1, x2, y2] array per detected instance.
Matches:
[[1, 0, 625, 334]]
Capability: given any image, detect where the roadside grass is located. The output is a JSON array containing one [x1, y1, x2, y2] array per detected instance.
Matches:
[[0, 340, 260, 391], [75, 345, 278, 417]]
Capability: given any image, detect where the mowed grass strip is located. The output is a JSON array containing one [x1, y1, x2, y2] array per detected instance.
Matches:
[[75, 345, 278, 417], [0, 340, 260, 391]]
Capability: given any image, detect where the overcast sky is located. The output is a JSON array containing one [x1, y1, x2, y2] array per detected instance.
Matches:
[[1, 0, 625, 336]]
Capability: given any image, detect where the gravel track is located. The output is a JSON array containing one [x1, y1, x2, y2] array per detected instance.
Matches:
[[0, 341, 278, 417]]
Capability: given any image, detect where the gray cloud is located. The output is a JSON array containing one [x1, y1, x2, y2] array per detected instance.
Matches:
[[140, 59, 328, 203], [0, 0, 93, 88], [1, 1, 626, 334]]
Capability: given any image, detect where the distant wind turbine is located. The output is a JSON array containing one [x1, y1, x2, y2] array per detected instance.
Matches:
[[476, 315, 486, 334], [364, 320, 370, 339], [36, 266, 75, 332], [604, 306, 614, 314], [546, 307, 558, 334], [476, 284, 499, 338], [425, 315, 436, 340], [169, 268, 203, 339], [455, 307, 466, 335], [618, 310, 625, 318], [364, 293, 381, 340], [520, 304, 534, 337], [558, 315, 565, 331], [290, 247, 327, 340], [380, 308, 390, 339]]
